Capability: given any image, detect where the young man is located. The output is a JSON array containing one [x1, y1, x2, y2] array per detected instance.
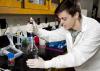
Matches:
[[26, 0, 100, 71]]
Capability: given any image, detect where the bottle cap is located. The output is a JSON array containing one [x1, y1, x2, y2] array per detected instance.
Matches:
[[27, 32, 32, 37]]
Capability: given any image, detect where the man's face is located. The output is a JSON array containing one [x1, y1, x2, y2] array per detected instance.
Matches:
[[57, 10, 77, 30]]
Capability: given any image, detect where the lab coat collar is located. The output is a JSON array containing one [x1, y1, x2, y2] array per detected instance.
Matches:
[[73, 15, 87, 45], [81, 15, 88, 32]]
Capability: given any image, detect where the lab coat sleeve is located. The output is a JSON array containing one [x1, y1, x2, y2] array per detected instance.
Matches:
[[44, 23, 100, 68], [37, 27, 66, 42]]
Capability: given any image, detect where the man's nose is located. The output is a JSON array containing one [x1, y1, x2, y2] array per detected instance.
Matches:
[[60, 20, 64, 26]]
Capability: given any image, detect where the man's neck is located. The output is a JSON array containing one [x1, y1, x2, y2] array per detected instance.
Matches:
[[73, 19, 81, 31]]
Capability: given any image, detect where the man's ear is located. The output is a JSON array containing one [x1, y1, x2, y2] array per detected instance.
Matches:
[[74, 12, 79, 19]]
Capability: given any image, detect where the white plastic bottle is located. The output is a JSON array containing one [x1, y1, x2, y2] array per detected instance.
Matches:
[[34, 0, 39, 4], [39, 0, 44, 5]]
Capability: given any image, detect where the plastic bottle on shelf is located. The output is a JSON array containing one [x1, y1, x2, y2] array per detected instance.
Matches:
[[34, 0, 40, 4], [39, 0, 44, 5]]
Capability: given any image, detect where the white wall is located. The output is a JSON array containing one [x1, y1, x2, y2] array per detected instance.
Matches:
[[0, 15, 54, 26], [80, 0, 93, 17]]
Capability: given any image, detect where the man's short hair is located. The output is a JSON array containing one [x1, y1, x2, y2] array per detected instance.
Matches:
[[55, 0, 82, 19]]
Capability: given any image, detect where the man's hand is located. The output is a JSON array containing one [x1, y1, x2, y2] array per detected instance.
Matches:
[[26, 17, 38, 34], [26, 57, 45, 68]]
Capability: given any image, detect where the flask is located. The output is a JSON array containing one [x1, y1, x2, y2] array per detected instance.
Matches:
[[27, 33, 38, 59], [27, 33, 39, 71], [27, 33, 34, 58]]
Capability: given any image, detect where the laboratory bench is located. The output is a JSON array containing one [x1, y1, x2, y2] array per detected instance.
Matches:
[[0, 45, 75, 71], [0, 54, 45, 71], [0, 55, 75, 71], [0, 34, 75, 71]]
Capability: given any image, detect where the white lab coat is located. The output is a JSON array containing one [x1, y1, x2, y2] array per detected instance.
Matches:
[[37, 15, 100, 71]]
